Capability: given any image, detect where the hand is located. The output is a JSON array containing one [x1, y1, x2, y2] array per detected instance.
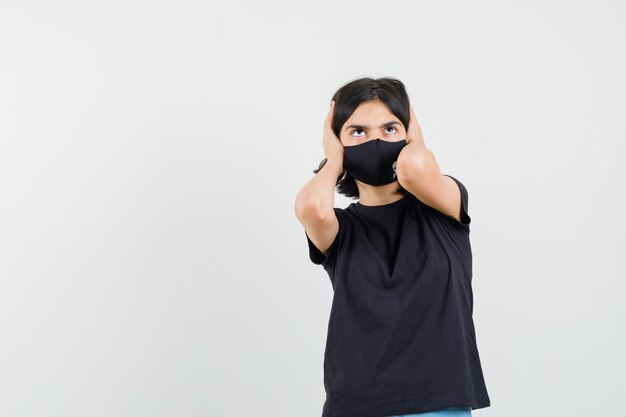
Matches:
[[322, 100, 344, 163], [406, 104, 425, 147]]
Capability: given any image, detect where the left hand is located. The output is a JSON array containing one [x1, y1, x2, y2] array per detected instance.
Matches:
[[406, 104, 425, 147]]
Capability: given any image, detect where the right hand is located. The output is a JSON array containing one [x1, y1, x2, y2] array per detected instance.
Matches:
[[322, 100, 344, 163]]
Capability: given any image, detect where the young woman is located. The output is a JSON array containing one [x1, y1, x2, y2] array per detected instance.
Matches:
[[294, 77, 491, 417]]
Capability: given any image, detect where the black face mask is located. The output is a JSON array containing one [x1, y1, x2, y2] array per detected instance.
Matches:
[[343, 139, 408, 186]]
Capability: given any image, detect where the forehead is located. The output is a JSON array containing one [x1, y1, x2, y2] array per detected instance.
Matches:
[[345, 100, 397, 122]]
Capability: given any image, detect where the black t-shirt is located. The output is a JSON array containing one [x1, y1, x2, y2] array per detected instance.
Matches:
[[305, 175, 491, 417]]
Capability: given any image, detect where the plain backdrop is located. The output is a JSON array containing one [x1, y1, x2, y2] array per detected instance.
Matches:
[[1, 1, 625, 416]]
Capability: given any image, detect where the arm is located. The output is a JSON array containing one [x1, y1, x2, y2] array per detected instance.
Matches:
[[294, 157, 342, 257], [396, 144, 464, 223], [395, 105, 464, 222], [294, 156, 342, 222], [294, 101, 344, 257]]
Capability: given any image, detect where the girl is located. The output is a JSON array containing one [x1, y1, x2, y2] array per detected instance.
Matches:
[[294, 77, 490, 417]]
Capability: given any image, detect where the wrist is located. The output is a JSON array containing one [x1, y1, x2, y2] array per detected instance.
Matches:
[[325, 154, 344, 168]]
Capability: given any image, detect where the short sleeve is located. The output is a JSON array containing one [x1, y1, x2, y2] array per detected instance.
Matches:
[[442, 174, 471, 232], [304, 207, 344, 268]]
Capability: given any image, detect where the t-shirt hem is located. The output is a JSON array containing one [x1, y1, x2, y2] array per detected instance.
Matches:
[[322, 397, 490, 417]]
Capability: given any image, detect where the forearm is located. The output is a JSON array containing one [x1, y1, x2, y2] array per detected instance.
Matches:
[[295, 157, 343, 220]]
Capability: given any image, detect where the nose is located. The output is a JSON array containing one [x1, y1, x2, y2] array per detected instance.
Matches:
[[365, 137, 397, 143]]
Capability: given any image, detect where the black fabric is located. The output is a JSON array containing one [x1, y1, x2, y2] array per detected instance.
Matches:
[[304, 174, 490, 417], [342, 138, 407, 186]]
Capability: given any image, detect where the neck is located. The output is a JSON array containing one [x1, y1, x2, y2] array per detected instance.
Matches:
[[356, 181, 404, 206]]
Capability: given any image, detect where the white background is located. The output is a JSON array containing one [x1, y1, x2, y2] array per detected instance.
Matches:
[[1, 1, 625, 416]]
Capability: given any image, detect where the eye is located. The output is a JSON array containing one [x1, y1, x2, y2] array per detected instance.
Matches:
[[385, 126, 397, 134], [352, 128, 366, 137]]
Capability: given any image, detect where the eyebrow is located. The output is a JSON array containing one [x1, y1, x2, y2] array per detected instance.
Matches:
[[344, 121, 401, 131]]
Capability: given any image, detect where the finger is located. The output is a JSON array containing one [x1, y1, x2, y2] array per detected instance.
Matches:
[[324, 100, 335, 128], [410, 105, 418, 124], [406, 105, 416, 142]]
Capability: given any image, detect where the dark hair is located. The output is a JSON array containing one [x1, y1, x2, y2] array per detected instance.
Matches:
[[313, 76, 411, 199]]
